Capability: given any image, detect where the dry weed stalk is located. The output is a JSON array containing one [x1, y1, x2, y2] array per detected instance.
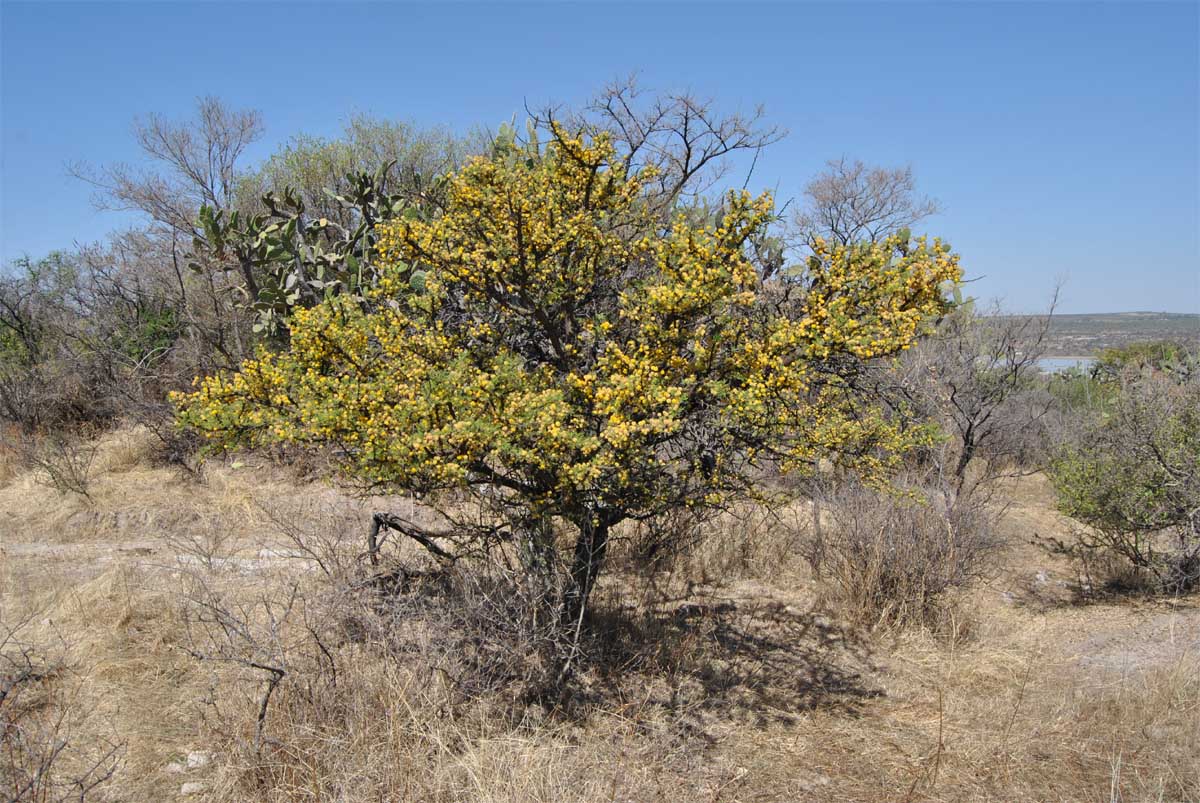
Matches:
[[26, 434, 98, 502], [0, 618, 122, 803], [814, 477, 1002, 630], [180, 575, 300, 759]]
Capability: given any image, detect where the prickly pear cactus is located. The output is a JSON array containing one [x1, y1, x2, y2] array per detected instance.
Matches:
[[190, 160, 444, 338]]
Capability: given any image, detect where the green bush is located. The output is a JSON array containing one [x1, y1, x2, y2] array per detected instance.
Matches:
[[1048, 365, 1114, 416], [1093, 340, 1197, 382], [1049, 371, 1200, 594]]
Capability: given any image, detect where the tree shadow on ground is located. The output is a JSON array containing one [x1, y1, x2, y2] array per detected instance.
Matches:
[[577, 589, 881, 730], [1007, 561, 1200, 613]]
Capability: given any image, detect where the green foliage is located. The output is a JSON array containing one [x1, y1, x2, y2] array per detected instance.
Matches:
[[1050, 340, 1197, 418], [191, 162, 447, 337], [947, 283, 975, 316], [1049, 372, 1200, 593], [110, 305, 182, 365], [235, 115, 464, 223], [0, 253, 95, 427], [0, 246, 199, 429], [1093, 340, 1197, 383], [0, 253, 79, 362], [177, 124, 961, 628], [185, 115, 466, 338], [1048, 365, 1116, 416]]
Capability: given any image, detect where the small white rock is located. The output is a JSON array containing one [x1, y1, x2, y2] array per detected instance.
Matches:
[[795, 773, 831, 791], [186, 751, 210, 769], [181, 781, 207, 796], [164, 761, 186, 774]]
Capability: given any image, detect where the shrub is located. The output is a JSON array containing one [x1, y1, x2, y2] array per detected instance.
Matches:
[[27, 431, 99, 500], [0, 246, 208, 432], [1092, 339, 1197, 382], [0, 253, 103, 429], [0, 621, 122, 802], [1049, 370, 1200, 594], [1048, 364, 1114, 417], [816, 478, 1001, 629], [176, 113, 961, 679]]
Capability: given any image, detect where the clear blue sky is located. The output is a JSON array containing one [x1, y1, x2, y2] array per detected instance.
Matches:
[[2, 1, 1197, 313]]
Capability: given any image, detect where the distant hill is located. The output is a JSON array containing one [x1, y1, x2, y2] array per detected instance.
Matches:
[[1035, 312, 1200, 357]]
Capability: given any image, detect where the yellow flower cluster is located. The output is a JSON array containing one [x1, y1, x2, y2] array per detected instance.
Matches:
[[175, 124, 962, 517]]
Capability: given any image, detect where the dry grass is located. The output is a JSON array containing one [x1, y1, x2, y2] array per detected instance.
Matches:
[[806, 607, 1199, 801], [91, 426, 157, 475], [811, 480, 1002, 631], [0, 432, 20, 487], [1, 429, 1197, 802]]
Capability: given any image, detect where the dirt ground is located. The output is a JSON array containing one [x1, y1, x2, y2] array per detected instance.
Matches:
[[2, 428, 1197, 802]]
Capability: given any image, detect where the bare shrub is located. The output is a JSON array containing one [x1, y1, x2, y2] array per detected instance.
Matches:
[[261, 498, 571, 701], [899, 298, 1058, 492], [0, 619, 122, 802], [607, 504, 763, 595], [179, 501, 565, 768], [380, 561, 573, 702], [645, 503, 811, 588], [257, 499, 365, 580], [0, 253, 117, 431], [183, 498, 880, 802], [161, 510, 238, 570], [27, 433, 98, 501], [177, 561, 562, 801], [617, 505, 710, 578], [1046, 528, 1164, 598], [140, 418, 205, 479], [791, 297, 1057, 630], [181, 577, 298, 761], [817, 479, 1002, 630]]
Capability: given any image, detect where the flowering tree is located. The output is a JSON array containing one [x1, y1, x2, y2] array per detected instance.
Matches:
[[176, 123, 960, 629]]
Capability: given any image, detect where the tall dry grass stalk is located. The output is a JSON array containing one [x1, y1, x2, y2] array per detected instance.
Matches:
[[814, 480, 1002, 631]]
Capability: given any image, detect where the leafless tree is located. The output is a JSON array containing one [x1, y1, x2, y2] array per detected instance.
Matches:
[[533, 77, 786, 217], [794, 157, 940, 247], [901, 292, 1059, 497], [72, 97, 263, 239], [68, 98, 266, 319]]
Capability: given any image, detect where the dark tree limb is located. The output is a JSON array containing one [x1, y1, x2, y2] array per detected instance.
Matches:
[[369, 512, 459, 566]]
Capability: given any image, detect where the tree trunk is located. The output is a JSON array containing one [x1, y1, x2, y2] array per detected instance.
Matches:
[[560, 514, 611, 630], [811, 494, 824, 581]]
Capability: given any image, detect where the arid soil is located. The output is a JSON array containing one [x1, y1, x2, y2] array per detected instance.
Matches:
[[2, 428, 1197, 802]]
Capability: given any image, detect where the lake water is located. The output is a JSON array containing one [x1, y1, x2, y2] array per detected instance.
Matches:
[[1037, 357, 1095, 373]]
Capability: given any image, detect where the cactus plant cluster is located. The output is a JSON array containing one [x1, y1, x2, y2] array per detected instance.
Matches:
[[190, 161, 443, 337]]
